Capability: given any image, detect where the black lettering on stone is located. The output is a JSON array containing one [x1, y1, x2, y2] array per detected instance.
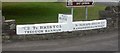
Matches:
[[79, 24, 82, 26], [51, 30, 53, 32], [33, 26, 38, 30], [53, 25, 56, 28], [34, 31, 37, 33], [25, 31, 29, 33], [25, 31, 28, 33], [47, 30, 50, 32], [53, 29, 56, 31], [41, 30, 43, 32], [45, 30, 47, 32], [49, 26, 52, 28], [46, 26, 49, 29], [98, 22, 100, 24], [75, 24, 78, 26], [29, 31, 32, 33], [23, 27, 30, 30], [40, 26, 43, 29], [59, 25, 62, 28], [58, 29, 61, 31], [56, 25, 59, 28], [44, 26, 47, 29], [73, 28, 75, 29]]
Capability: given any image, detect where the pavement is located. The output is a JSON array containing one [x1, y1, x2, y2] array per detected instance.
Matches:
[[2, 30, 118, 51]]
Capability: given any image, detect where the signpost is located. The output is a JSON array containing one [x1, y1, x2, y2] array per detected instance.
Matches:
[[66, 0, 94, 20], [66, 0, 94, 7], [71, 7, 74, 17], [85, 6, 88, 20]]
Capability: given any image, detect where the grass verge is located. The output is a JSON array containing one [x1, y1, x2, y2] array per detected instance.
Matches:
[[2, 2, 106, 24]]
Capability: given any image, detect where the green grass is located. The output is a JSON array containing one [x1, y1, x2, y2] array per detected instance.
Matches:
[[2, 2, 106, 24]]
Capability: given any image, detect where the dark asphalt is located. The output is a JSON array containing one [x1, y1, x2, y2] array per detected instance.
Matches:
[[2, 30, 118, 51]]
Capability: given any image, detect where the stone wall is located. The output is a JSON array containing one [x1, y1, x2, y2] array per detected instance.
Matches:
[[2, 17, 16, 36], [2, 6, 119, 42], [2, 17, 118, 42]]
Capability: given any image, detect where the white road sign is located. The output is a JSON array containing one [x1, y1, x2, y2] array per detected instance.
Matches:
[[66, 0, 94, 7]]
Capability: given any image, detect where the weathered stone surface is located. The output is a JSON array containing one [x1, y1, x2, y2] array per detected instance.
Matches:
[[2, 19, 16, 37], [2, 6, 119, 42], [99, 6, 119, 19]]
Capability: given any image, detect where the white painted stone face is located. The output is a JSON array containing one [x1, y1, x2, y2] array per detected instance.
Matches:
[[58, 14, 73, 31], [17, 17, 107, 35], [58, 14, 73, 23], [16, 13, 107, 35]]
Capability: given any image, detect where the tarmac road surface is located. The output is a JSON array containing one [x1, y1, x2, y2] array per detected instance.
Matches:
[[2, 30, 118, 51]]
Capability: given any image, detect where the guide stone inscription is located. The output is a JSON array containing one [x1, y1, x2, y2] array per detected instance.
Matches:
[[17, 14, 107, 35]]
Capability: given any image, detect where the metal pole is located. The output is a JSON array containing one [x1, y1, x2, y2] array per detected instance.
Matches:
[[71, 7, 73, 17], [85, 6, 88, 20]]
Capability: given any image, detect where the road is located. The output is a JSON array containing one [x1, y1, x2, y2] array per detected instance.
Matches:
[[2, 30, 118, 51]]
